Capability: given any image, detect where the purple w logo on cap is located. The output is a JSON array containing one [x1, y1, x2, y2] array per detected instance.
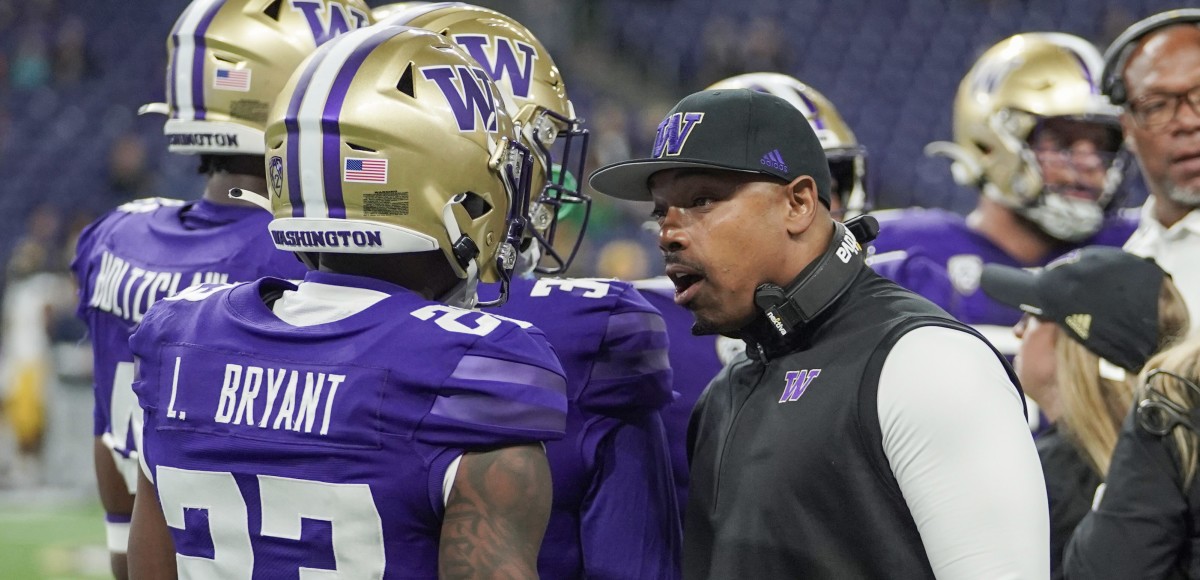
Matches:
[[652, 112, 704, 158], [421, 65, 499, 133]]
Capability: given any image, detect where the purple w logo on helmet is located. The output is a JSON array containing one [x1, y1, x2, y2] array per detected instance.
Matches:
[[290, 0, 370, 46], [422, 65, 500, 133], [653, 112, 704, 158], [453, 34, 539, 99]]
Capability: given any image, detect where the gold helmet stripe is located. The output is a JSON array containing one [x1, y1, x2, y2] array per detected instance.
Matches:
[[169, 0, 226, 122]]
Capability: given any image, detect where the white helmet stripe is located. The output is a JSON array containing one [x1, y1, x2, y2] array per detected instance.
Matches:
[[295, 26, 391, 218], [170, 0, 225, 122], [757, 77, 810, 114]]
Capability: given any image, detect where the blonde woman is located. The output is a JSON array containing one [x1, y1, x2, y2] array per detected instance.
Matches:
[[1060, 338, 1200, 578], [1065, 336, 1200, 579], [981, 246, 1190, 579]]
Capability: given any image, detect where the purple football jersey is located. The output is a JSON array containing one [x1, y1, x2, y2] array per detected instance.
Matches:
[[485, 276, 680, 580], [633, 277, 725, 526], [70, 198, 307, 477], [867, 208, 1139, 333], [130, 271, 567, 578]]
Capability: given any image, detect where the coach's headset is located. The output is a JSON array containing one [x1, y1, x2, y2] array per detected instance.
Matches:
[[754, 214, 879, 338], [1101, 9, 1200, 106], [1095, 10, 1200, 208]]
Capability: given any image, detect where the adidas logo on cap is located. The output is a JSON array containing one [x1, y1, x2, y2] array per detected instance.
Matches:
[[760, 149, 788, 172], [1065, 313, 1092, 340]]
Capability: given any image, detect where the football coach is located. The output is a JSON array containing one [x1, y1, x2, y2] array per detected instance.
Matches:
[[588, 88, 1049, 579]]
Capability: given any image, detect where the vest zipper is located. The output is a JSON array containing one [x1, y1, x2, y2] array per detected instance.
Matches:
[[711, 357, 769, 509]]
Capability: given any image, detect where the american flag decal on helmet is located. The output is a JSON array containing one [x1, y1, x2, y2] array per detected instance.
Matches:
[[213, 68, 251, 91], [344, 158, 387, 184]]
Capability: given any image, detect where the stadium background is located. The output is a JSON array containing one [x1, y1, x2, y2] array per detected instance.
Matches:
[[0, 0, 1185, 577]]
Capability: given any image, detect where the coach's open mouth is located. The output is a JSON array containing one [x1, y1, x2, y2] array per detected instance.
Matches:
[[666, 264, 705, 306]]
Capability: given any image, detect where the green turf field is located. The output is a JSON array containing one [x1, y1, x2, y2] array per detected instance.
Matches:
[[0, 498, 110, 580]]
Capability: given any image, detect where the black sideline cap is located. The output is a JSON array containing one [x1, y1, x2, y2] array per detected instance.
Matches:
[[587, 89, 832, 205], [980, 246, 1166, 372]]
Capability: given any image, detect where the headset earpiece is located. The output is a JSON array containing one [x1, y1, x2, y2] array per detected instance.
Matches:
[[1101, 10, 1200, 105]]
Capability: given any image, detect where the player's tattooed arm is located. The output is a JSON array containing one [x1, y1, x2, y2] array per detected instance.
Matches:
[[439, 443, 552, 580]]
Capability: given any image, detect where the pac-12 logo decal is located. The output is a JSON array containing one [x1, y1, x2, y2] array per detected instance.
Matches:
[[289, 0, 370, 46], [947, 254, 984, 295], [269, 156, 284, 197], [778, 369, 821, 403], [421, 65, 499, 133], [453, 34, 539, 99], [652, 112, 704, 158]]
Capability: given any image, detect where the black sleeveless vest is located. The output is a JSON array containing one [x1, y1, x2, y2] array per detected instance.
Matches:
[[682, 267, 1020, 579]]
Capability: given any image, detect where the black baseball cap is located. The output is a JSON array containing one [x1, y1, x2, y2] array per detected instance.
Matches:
[[980, 246, 1166, 372], [587, 89, 832, 205]]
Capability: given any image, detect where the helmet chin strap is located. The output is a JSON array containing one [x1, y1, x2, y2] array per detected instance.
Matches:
[[441, 196, 481, 309], [476, 138, 534, 308], [440, 277, 480, 310]]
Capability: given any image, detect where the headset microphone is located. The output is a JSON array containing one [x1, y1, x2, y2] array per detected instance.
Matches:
[[754, 215, 878, 338]]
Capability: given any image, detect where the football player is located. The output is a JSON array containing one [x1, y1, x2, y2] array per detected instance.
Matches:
[[868, 33, 1138, 356], [378, 4, 681, 578], [69, 1, 370, 576], [635, 72, 868, 522], [126, 26, 567, 578]]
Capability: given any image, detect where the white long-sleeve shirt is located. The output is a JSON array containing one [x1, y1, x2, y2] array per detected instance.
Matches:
[[880, 326, 1050, 579]]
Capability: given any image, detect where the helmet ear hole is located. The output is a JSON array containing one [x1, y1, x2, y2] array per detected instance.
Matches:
[[263, 0, 282, 21], [397, 62, 415, 97], [460, 191, 493, 220]]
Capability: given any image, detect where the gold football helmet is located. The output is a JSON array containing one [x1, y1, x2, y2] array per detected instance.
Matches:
[[140, 0, 373, 156], [379, 3, 591, 274], [264, 25, 533, 305], [928, 33, 1123, 241], [707, 73, 868, 219]]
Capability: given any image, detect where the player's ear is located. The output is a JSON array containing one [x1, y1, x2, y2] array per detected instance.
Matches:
[[784, 175, 819, 236]]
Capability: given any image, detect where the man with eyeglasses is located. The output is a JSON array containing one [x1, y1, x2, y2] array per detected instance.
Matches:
[[1102, 10, 1200, 333]]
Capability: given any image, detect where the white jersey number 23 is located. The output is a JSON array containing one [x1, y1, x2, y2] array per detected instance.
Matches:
[[155, 466, 385, 578]]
